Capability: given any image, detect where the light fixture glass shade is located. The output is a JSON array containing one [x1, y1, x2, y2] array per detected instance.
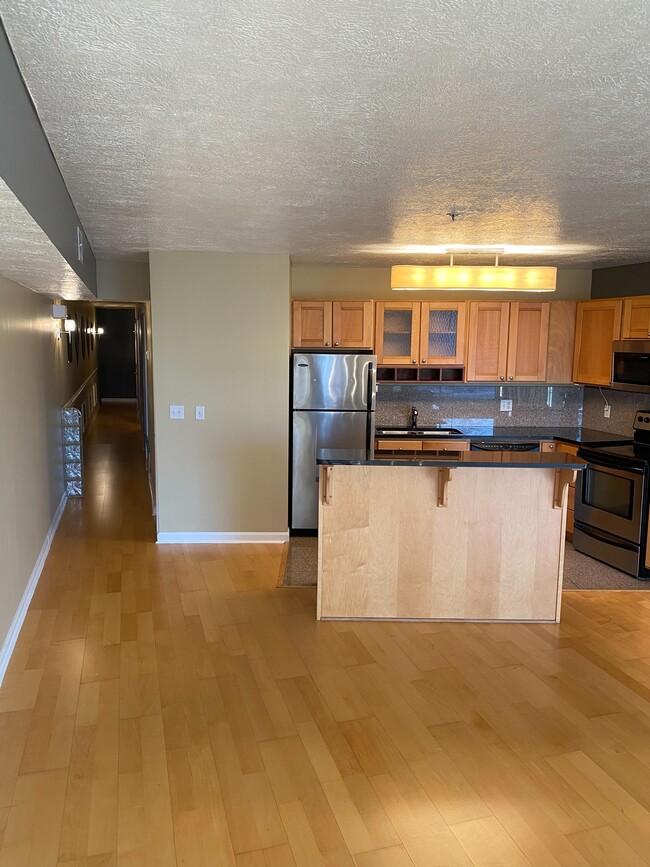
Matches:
[[63, 318, 77, 333], [391, 265, 557, 292]]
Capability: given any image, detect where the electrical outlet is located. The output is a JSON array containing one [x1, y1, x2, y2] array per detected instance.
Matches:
[[195, 405, 205, 420], [169, 405, 184, 420], [500, 399, 513, 412], [604, 405, 611, 418]]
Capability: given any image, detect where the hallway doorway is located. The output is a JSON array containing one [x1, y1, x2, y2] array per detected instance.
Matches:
[[94, 302, 156, 513], [96, 307, 137, 400]]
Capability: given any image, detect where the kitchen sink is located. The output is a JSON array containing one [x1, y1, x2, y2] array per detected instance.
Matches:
[[376, 427, 463, 437]]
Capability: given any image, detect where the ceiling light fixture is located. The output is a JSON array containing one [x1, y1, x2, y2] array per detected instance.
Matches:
[[391, 249, 557, 292]]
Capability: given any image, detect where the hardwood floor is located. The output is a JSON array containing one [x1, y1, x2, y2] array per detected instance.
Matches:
[[2, 404, 650, 865]]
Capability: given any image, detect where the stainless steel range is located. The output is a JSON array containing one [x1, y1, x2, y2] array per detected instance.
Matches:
[[574, 412, 650, 579]]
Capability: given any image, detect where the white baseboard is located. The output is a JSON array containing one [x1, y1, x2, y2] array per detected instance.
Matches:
[[156, 531, 288, 544], [0, 491, 68, 686]]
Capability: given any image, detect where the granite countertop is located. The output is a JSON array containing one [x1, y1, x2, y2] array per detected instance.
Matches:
[[317, 448, 586, 469], [374, 426, 632, 445]]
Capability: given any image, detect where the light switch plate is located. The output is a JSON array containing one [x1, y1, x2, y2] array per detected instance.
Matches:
[[500, 399, 513, 412], [169, 405, 184, 419], [195, 405, 205, 420]]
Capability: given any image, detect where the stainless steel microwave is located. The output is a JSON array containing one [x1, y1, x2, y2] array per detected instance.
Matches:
[[611, 340, 650, 393]]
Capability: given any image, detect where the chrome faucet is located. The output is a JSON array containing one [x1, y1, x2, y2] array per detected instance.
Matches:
[[411, 406, 418, 429]]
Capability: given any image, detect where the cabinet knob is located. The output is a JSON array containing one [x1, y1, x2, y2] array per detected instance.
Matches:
[[334, 342, 339, 346], [412, 359, 417, 364], [325, 342, 331, 346], [508, 376, 513, 381], [421, 358, 426, 363], [499, 376, 505, 381]]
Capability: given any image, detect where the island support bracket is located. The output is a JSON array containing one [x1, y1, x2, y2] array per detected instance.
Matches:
[[322, 466, 333, 504], [553, 468, 577, 509], [438, 467, 452, 507]]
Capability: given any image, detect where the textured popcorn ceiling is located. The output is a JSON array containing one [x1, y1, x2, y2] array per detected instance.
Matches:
[[0, 179, 94, 299], [1, 0, 649, 267]]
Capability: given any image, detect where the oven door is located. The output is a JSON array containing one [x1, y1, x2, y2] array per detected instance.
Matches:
[[575, 459, 645, 544]]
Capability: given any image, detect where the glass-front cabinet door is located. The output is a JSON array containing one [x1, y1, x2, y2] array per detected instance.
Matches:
[[420, 302, 466, 365], [375, 302, 421, 365]]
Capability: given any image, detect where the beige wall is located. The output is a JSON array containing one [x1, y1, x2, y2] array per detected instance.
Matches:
[[0, 276, 95, 658], [291, 265, 592, 301], [97, 258, 150, 301], [149, 252, 290, 535]]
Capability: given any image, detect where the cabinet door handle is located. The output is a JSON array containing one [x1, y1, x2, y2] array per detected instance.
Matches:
[[325, 342, 331, 346], [334, 342, 339, 346], [508, 376, 513, 381], [499, 376, 505, 381], [421, 358, 426, 363], [412, 359, 417, 364]]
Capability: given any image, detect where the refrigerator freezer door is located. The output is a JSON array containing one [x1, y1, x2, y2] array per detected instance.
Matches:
[[292, 410, 371, 530], [293, 353, 375, 411]]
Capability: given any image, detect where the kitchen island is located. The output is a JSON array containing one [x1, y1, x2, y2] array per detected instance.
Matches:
[[316, 449, 584, 623]]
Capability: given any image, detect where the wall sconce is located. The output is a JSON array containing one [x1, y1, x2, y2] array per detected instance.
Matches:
[[52, 304, 77, 341]]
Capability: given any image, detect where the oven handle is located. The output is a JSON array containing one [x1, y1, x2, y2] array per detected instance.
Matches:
[[574, 522, 640, 552], [579, 459, 645, 479]]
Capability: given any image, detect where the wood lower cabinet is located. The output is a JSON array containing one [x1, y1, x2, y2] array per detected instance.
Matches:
[[376, 439, 470, 452], [622, 296, 650, 339], [573, 299, 623, 385], [467, 301, 550, 382], [292, 300, 374, 349]]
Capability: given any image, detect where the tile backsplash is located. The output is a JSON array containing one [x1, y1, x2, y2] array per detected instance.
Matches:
[[377, 384, 584, 431], [582, 387, 649, 436]]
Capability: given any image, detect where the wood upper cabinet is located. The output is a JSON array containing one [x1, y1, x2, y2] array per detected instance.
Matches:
[[375, 302, 421, 365], [466, 302, 511, 381], [419, 302, 467, 365], [573, 299, 623, 385], [292, 300, 373, 349], [506, 302, 550, 382], [546, 300, 577, 383], [622, 296, 650, 339], [375, 301, 466, 366], [331, 301, 374, 348], [467, 301, 550, 382]]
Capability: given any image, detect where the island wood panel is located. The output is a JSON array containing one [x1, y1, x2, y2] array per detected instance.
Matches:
[[318, 465, 566, 622]]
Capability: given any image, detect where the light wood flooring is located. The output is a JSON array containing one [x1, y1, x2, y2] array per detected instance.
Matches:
[[1, 404, 650, 866]]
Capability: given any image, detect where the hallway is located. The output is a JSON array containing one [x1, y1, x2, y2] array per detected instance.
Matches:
[[1, 406, 650, 866]]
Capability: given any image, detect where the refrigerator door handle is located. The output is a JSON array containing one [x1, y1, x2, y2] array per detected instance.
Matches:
[[368, 361, 377, 412]]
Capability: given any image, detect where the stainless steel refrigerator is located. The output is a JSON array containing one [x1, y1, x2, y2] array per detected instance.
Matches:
[[291, 352, 376, 531]]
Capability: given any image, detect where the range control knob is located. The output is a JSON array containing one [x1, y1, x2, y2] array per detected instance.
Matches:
[[645, 416, 650, 423]]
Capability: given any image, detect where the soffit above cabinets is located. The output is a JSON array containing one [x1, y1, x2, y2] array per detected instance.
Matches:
[[2, 0, 649, 267], [0, 179, 95, 300]]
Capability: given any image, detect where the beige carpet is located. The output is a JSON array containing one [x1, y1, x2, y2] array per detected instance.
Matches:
[[277, 537, 318, 587], [277, 538, 650, 591]]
